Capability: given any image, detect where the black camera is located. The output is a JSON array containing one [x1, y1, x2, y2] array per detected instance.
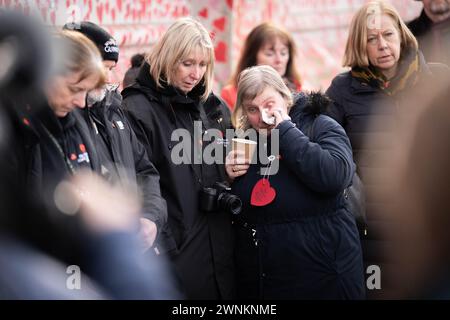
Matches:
[[200, 182, 242, 215]]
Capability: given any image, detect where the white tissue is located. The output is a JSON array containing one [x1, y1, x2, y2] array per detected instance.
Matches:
[[261, 109, 275, 125]]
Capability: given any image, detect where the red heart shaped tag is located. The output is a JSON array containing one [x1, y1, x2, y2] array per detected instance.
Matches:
[[251, 178, 276, 206]]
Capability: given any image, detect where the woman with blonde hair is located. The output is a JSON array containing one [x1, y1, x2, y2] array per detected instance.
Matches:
[[2, 20, 179, 299], [226, 65, 364, 299], [221, 22, 302, 111], [325, 0, 449, 298], [122, 17, 234, 299], [6, 29, 108, 266], [12, 29, 106, 191], [45, 30, 106, 117]]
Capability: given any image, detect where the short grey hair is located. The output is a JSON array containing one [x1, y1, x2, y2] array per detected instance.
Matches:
[[233, 65, 293, 130]]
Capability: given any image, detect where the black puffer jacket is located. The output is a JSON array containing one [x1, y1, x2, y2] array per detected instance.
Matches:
[[6, 99, 102, 265], [121, 63, 234, 299]]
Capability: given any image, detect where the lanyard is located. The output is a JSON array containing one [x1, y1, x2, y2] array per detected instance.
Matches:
[[39, 122, 76, 175]]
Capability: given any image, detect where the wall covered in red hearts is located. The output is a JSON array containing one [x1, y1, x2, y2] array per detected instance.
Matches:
[[1, 0, 422, 92]]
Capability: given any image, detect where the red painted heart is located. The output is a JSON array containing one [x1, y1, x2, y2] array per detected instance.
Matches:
[[96, 3, 104, 23], [50, 10, 56, 25], [116, 0, 122, 11], [213, 16, 226, 32], [198, 7, 208, 18], [214, 41, 227, 63], [40, 7, 47, 22], [251, 178, 276, 206]]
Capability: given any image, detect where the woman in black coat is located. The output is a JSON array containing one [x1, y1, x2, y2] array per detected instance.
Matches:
[[226, 65, 365, 299], [121, 18, 234, 299], [325, 0, 450, 298]]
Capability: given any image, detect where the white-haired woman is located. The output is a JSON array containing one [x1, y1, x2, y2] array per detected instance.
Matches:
[[122, 17, 234, 299], [226, 65, 365, 299]]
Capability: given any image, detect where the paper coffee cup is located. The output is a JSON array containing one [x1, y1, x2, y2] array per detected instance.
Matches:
[[232, 138, 257, 162]]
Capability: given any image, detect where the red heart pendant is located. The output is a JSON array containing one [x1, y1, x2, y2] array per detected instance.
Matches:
[[251, 178, 276, 206]]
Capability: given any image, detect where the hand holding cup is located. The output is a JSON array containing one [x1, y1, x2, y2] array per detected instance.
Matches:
[[225, 139, 257, 180]]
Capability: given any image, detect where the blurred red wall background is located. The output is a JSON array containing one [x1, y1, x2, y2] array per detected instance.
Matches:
[[0, 0, 422, 91]]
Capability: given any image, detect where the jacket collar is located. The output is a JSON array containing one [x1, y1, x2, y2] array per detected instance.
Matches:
[[132, 62, 205, 106], [350, 48, 431, 95], [123, 62, 209, 123], [35, 104, 73, 137], [90, 89, 122, 116]]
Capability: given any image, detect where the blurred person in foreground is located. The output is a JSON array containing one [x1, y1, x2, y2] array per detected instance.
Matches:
[[122, 17, 234, 299], [4, 29, 176, 296], [221, 22, 302, 111], [374, 81, 450, 299], [0, 10, 178, 299], [0, 168, 178, 299], [226, 65, 364, 299], [408, 0, 450, 66], [325, 0, 449, 298], [4, 29, 105, 263], [8, 29, 105, 201], [63, 21, 167, 253]]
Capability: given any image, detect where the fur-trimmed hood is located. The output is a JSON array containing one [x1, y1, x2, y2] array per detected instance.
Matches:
[[290, 91, 332, 119]]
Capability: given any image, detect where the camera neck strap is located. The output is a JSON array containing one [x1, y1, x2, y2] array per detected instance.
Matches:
[[39, 122, 76, 175], [163, 95, 220, 189]]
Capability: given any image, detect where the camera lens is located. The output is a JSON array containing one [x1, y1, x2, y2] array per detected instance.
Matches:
[[218, 193, 242, 215]]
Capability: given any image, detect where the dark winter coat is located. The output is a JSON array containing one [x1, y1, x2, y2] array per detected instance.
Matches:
[[231, 93, 365, 300], [326, 51, 450, 298], [408, 10, 450, 66], [6, 99, 103, 264], [16, 104, 100, 197], [121, 63, 235, 299], [80, 90, 167, 232]]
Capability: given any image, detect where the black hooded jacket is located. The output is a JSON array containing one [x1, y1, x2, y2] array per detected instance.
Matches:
[[6, 98, 103, 264], [80, 90, 167, 233], [121, 63, 234, 299]]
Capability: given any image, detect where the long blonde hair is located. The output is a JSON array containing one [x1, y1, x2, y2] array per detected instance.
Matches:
[[56, 30, 105, 88], [343, 0, 418, 68], [147, 17, 214, 101]]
